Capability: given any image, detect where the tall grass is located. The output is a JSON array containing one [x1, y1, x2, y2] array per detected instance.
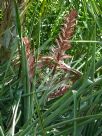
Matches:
[[0, 0, 102, 136]]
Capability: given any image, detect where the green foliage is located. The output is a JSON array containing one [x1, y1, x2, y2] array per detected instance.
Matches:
[[0, 0, 102, 136], [0, 9, 3, 21]]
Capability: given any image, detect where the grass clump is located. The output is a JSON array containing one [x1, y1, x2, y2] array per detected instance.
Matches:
[[0, 0, 102, 136]]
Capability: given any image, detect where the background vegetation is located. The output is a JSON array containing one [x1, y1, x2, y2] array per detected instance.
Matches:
[[0, 0, 102, 136]]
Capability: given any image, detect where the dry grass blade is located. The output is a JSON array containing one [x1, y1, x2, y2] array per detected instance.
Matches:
[[22, 37, 35, 81]]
